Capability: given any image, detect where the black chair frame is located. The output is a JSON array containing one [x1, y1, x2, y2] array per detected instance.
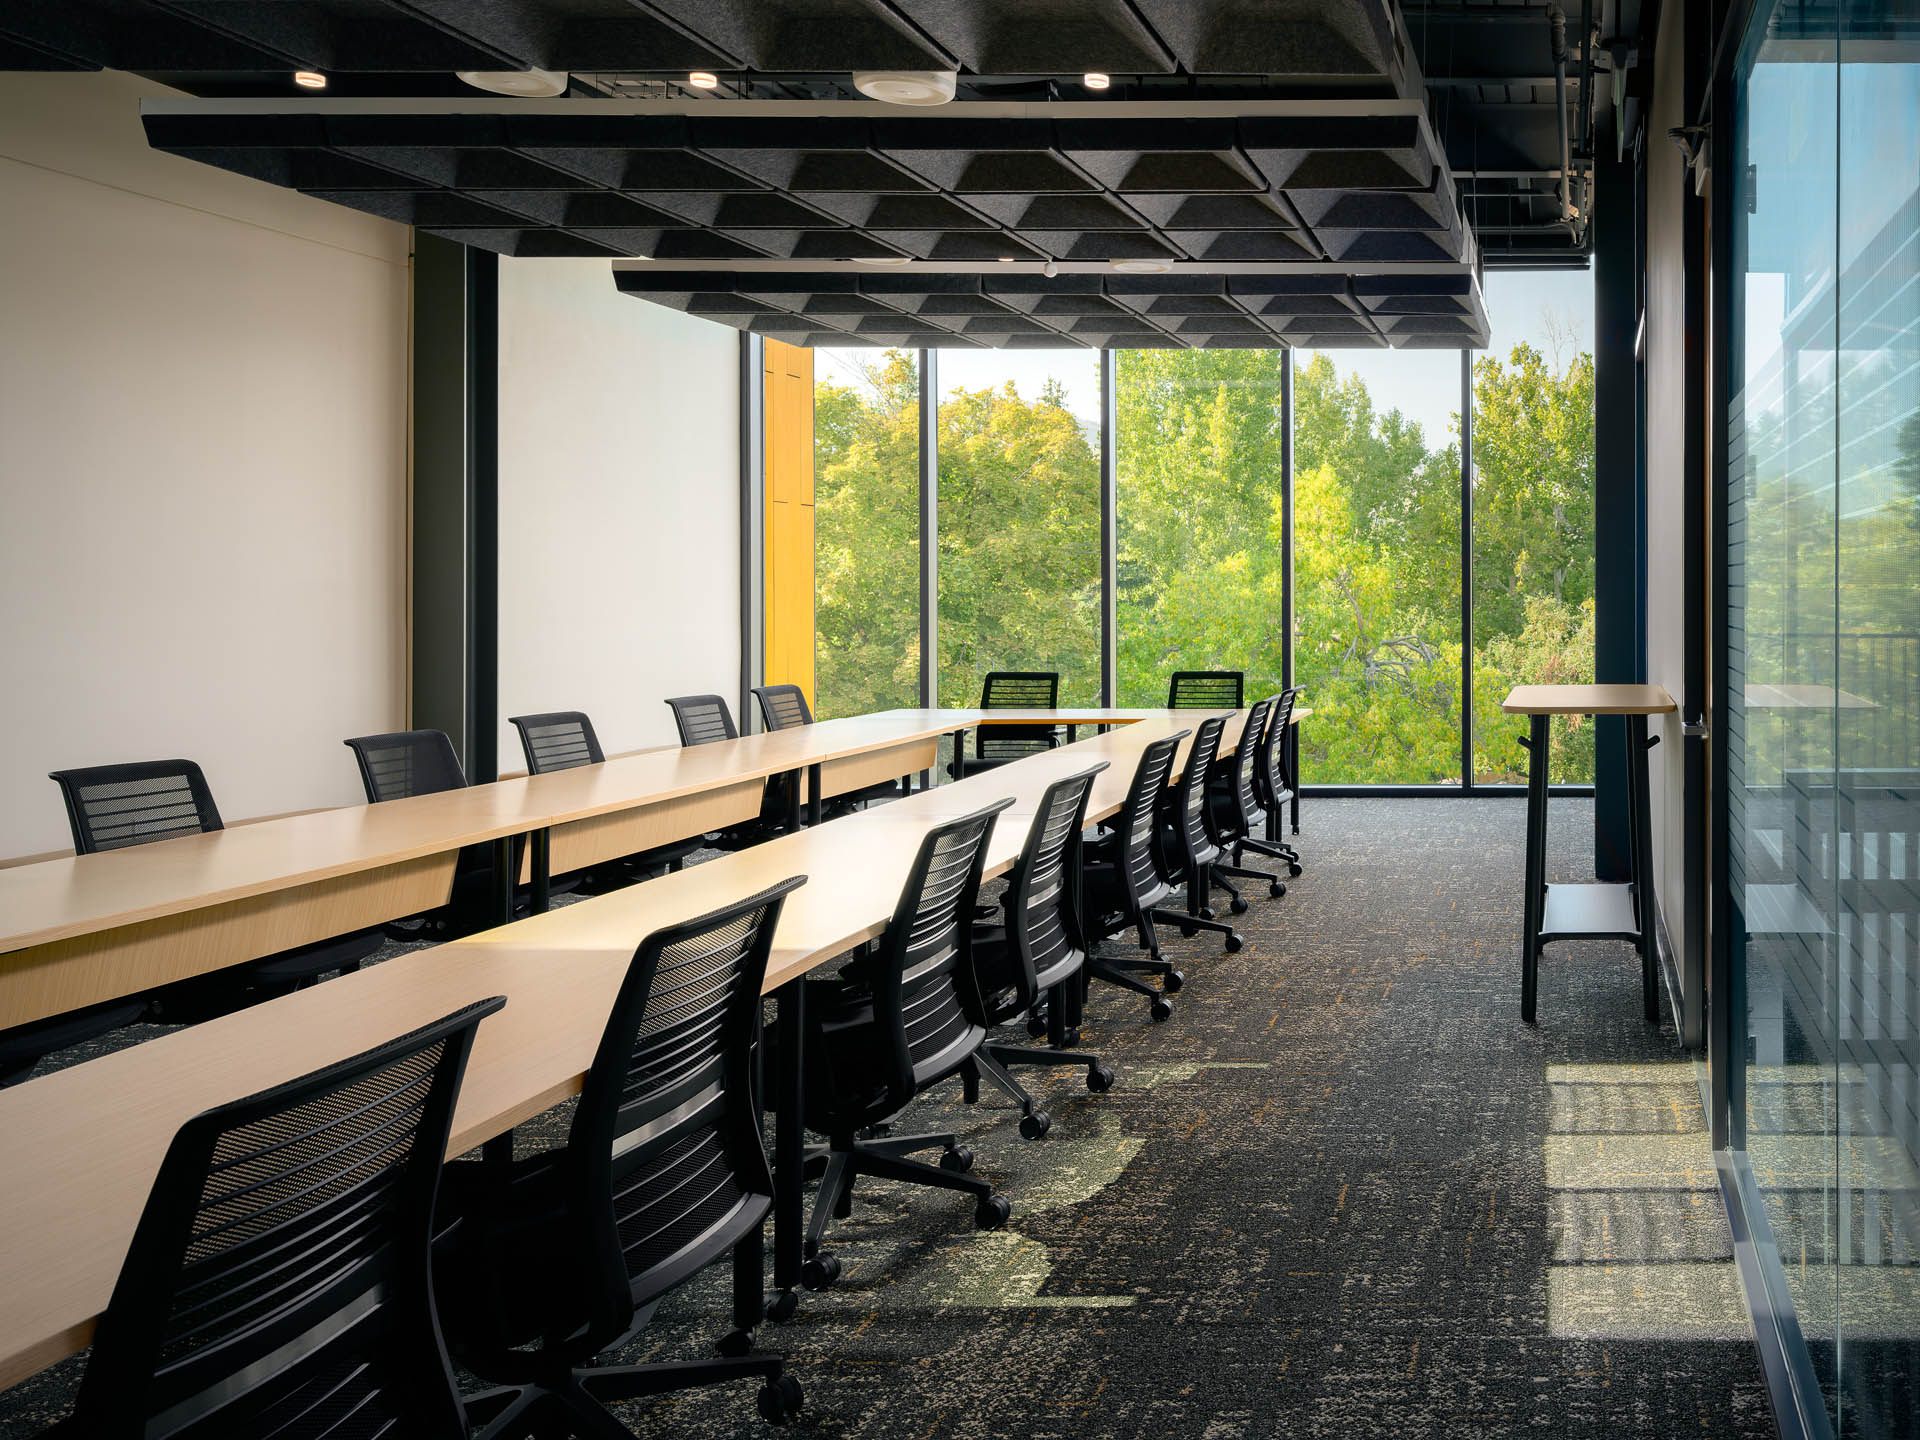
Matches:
[[1155, 716, 1246, 953], [1203, 696, 1287, 911]]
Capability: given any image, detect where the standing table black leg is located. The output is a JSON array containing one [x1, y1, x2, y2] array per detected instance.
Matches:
[[769, 978, 806, 1320], [787, 768, 803, 834], [1520, 714, 1550, 1022], [529, 828, 551, 914], [491, 837, 516, 927], [1628, 715, 1660, 1023], [806, 763, 823, 827]]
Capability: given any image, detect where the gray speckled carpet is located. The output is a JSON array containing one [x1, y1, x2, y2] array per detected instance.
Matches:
[[0, 799, 1777, 1439]]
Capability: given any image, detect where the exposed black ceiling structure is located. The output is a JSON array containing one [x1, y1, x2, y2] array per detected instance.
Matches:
[[3, 0, 1652, 348]]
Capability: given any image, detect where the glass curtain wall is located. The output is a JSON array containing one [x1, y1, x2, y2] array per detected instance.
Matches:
[[812, 347, 921, 718], [1113, 349, 1288, 707], [1470, 271, 1599, 783], [1291, 346, 1463, 783], [934, 348, 1103, 708], [1727, 4, 1920, 1433]]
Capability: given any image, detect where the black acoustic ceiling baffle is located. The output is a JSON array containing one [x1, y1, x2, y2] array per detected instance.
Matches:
[[141, 99, 1487, 348]]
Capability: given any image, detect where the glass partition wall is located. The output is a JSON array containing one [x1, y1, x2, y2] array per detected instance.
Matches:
[[1726, 5, 1920, 1433], [796, 314, 1597, 789]]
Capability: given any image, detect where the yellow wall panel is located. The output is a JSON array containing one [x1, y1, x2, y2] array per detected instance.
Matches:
[[763, 340, 815, 705]]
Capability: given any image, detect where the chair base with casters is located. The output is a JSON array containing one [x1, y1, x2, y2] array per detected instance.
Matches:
[[1240, 826, 1304, 878], [1082, 910, 1184, 1023], [1209, 838, 1286, 912], [964, 1044, 1115, 1141], [799, 1129, 1008, 1291]]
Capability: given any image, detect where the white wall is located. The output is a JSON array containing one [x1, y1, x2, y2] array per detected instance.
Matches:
[[0, 72, 411, 857], [1644, 1, 1690, 953], [496, 259, 740, 762]]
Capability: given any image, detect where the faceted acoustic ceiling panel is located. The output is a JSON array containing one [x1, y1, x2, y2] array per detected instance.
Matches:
[[142, 98, 1485, 348], [613, 269, 1486, 350]]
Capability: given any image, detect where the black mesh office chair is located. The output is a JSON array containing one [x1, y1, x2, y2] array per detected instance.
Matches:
[[437, 882, 806, 1433], [795, 801, 1016, 1293], [1203, 696, 1287, 909], [751, 683, 908, 812], [509, 709, 701, 882], [1168, 670, 1245, 709], [951, 671, 1062, 779], [1081, 732, 1189, 1022], [665, 693, 795, 845], [57, 996, 504, 1440], [344, 729, 529, 938], [1249, 689, 1305, 877], [1155, 716, 1245, 952], [967, 766, 1115, 1139], [43, 759, 381, 1020]]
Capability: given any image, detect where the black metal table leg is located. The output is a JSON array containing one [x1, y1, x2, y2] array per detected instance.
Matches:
[[491, 837, 516, 927], [1628, 714, 1660, 1023], [1520, 714, 1550, 1022], [529, 828, 551, 914], [770, 977, 806, 1319], [950, 727, 967, 785], [787, 768, 803, 834], [806, 763, 823, 826], [1289, 722, 1302, 835]]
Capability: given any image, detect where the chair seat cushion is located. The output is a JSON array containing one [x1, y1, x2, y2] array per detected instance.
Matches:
[[435, 1152, 595, 1357]]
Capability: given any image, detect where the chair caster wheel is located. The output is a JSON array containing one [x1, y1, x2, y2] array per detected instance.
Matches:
[[801, 1254, 841, 1290], [1087, 1062, 1116, 1093], [1020, 1110, 1051, 1140], [1162, 969, 1185, 993], [1229, 897, 1249, 915], [1199, 906, 1217, 921], [1269, 881, 1287, 898], [1179, 924, 1197, 939], [767, 1289, 799, 1322], [1289, 862, 1303, 877], [757, 1374, 804, 1425], [1149, 996, 1174, 1023], [941, 1145, 974, 1173], [1225, 932, 1244, 953], [975, 1194, 1011, 1229], [715, 1327, 754, 1357], [1027, 1015, 1048, 1038]]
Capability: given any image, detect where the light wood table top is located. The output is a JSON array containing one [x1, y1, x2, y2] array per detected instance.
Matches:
[[1500, 684, 1677, 716], [0, 713, 976, 957], [0, 708, 1285, 1387]]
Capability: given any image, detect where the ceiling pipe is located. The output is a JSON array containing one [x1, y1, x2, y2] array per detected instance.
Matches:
[[1545, 2, 1577, 239]]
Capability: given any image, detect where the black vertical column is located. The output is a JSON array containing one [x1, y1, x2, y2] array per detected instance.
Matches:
[[739, 334, 766, 728], [410, 234, 498, 780], [1594, 130, 1640, 880], [1460, 348, 1475, 790], [918, 349, 939, 709], [1280, 351, 1295, 692]]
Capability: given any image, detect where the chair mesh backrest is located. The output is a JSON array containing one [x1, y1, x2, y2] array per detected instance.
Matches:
[[752, 684, 814, 732], [871, 801, 1012, 1101], [977, 671, 1061, 763], [1221, 696, 1274, 835], [571, 878, 803, 1322], [1008, 767, 1107, 998], [344, 730, 467, 803], [1167, 717, 1227, 867], [1255, 689, 1300, 811], [666, 694, 739, 748], [74, 998, 503, 1439], [1168, 671, 1245, 709], [1116, 734, 1186, 909], [50, 760, 224, 853], [511, 711, 605, 774]]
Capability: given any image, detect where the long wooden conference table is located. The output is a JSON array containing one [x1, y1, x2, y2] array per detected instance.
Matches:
[[0, 704, 1306, 1391]]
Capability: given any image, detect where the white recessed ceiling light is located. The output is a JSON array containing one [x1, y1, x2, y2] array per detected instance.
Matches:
[[1111, 258, 1172, 274], [455, 68, 569, 97], [687, 70, 719, 90], [293, 70, 327, 90], [854, 254, 913, 266], [997, 256, 1017, 263], [1083, 72, 1111, 90], [852, 70, 957, 106]]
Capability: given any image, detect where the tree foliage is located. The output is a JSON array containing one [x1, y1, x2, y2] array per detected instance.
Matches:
[[812, 340, 1599, 783]]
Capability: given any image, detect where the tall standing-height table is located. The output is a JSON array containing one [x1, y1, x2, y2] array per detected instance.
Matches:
[[1501, 684, 1676, 1024]]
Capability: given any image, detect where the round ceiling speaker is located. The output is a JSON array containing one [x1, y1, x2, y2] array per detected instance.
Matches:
[[1110, 258, 1173, 274], [456, 68, 569, 98], [852, 70, 957, 106], [854, 254, 914, 266]]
